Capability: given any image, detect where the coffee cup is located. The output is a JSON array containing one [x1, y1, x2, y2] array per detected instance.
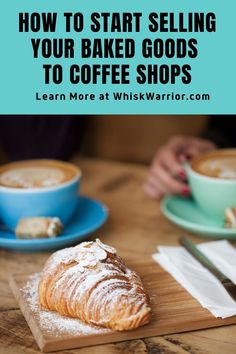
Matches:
[[0, 159, 81, 228], [185, 149, 236, 219]]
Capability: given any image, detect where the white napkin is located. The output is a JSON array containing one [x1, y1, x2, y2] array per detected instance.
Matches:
[[152, 240, 236, 318]]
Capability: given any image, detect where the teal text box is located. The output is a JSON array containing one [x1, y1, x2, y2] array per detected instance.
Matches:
[[0, 1, 235, 114]]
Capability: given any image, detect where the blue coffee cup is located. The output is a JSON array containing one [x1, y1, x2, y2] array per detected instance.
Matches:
[[0, 160, 81, 228]]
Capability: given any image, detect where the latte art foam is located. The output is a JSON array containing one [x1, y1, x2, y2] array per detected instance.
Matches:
[[192, 151, 236, 179], [0, 160, 79, 189], [200, 158, 236, 179], [0, 167, 65, 188]]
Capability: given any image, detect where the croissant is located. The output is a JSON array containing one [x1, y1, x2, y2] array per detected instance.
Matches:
[[38, 239, 151, 331]]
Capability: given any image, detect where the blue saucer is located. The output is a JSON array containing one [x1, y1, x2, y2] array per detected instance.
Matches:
[[161, 196, 236, 239], [0, 196, 108, 252]]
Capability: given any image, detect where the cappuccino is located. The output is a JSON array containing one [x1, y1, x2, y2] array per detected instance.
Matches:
[[191, 150, 236, 179], [0, 160, 79, 189]]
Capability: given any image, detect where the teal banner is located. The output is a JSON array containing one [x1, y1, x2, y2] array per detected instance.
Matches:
[[0, 1, 235, 114]]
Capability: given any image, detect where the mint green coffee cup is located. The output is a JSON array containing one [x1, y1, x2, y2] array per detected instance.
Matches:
[[185, 149, 236, 219]]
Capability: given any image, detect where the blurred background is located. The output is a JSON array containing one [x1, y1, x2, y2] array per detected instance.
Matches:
[[82, 116, 208, 164], [0, 116, 209, 165]]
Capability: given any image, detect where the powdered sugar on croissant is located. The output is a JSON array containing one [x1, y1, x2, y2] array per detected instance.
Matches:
[[38, 239, 151, 331]]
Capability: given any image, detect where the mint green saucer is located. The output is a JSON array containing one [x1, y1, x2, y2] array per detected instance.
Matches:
[[161, 196, 236, 239]]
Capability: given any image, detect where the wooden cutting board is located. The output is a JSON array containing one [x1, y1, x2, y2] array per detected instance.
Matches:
[[9, 260, 236, 353]]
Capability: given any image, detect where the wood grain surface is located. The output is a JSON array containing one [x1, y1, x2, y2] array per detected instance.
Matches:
[[9, 260, 236, 352], [1, 157, 236, 354]]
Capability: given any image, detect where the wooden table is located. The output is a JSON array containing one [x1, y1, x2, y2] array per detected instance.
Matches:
[[0, 157, 236, 354]]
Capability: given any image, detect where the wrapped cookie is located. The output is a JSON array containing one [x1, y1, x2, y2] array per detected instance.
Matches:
[[225, 208, 236, 229], [16, 217, 63, 239]]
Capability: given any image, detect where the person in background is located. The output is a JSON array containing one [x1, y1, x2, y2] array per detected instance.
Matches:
[[0, 116, 234, 200], [144, 116, 236, 199]]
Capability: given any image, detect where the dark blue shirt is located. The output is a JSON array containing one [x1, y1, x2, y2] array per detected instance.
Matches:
[[0, 116, 85, 161]]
